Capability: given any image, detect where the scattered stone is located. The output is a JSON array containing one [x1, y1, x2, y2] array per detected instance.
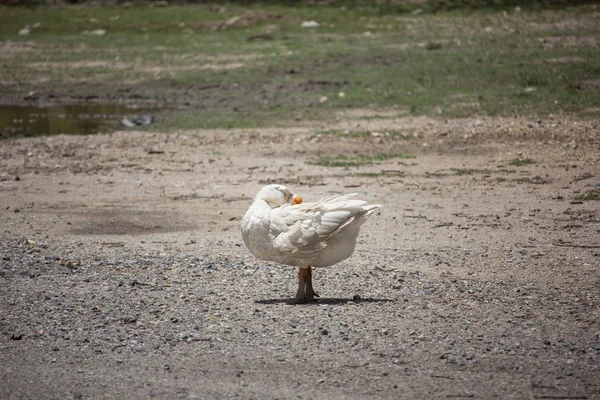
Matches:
[[178, 332, 198, 342], [82, 29, 106, 35], [301, 21, 319, 28], [121, 115, 154, 128]]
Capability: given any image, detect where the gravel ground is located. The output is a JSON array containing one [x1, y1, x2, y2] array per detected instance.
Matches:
[[1, 115, 599, 399]]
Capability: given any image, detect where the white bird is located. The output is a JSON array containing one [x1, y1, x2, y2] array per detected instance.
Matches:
[[241, 184, 381, 303]]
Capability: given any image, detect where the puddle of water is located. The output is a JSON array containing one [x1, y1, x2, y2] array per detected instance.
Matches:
[[0, 104, 153, 138]]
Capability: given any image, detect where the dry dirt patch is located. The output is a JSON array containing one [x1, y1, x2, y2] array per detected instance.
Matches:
[[0, 115, 599, 399]]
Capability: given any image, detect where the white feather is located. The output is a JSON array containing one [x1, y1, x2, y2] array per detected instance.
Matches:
[[241, 185, 381, 268]]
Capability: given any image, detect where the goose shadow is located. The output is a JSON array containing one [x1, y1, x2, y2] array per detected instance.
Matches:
[[255, 297, 395, 305]]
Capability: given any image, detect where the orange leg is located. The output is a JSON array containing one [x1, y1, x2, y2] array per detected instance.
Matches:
[[305, 266, 319, 301], [288, 266, 319, 304], [288, 267, 309, 304]]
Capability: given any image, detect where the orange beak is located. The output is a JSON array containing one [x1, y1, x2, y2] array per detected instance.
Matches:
[[293, 195, 302, 205]]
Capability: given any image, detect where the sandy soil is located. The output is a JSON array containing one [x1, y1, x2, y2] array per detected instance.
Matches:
[[1, 114, 599, 399]]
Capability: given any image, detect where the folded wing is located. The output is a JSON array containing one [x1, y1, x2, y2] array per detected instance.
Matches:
[[272, 194, 380, 258]]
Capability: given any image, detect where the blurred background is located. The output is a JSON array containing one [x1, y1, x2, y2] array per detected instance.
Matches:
[[1, 0, 598, 136]]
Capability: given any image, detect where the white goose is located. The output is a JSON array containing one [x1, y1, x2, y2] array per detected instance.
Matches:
[[241, 184, 381, 303]]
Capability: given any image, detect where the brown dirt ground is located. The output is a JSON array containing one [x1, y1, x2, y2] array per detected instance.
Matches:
[[1, 113, 599, 399]]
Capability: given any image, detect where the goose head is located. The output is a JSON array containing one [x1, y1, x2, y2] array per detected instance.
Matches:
[[255, 184, 302, 208]]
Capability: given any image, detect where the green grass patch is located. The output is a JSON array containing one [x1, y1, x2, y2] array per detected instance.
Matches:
[[353, 172, 385, 177], [508, 158, 536, 167], [352, 170, 406, 177], [451, 168, 494, 176], [451, 168, 521, 175], [0, 3, 599, 130], [573, 191, 600, 201], [513, 176, 549, 184], [308, 152, 414, 167]]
